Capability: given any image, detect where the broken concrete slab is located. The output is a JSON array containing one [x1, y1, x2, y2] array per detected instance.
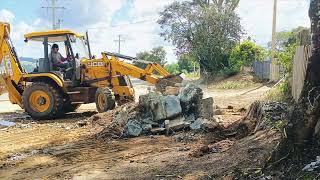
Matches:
[[190, 118, 219, 131], [179, 84, 203, 114], [98, 83, 222, 139], [124, 120, 142, 137], [151, 127, 166, 134], [199, 97, 214, 119], [185, 113, 196, 123], [164, 95, 182, 119], [190, 118, 209, 130], [142, 124, 152, 132], [139, 93, 182, 121], [167, 117, 190, 131]]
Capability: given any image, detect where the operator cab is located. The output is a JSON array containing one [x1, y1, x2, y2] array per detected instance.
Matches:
[[24, 30, 91, 82]]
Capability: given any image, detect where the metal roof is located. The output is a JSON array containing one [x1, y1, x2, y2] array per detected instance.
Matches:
[[24, 29, 84, 42]]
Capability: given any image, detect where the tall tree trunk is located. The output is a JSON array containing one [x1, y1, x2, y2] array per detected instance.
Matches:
[[287, 0, 320, 145]]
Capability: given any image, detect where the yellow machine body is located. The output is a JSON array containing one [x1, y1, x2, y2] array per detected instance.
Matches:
[[0, 22, 182, 119]]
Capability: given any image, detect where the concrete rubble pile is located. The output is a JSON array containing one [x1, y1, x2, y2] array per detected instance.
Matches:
[[99, 84, 220, 138]]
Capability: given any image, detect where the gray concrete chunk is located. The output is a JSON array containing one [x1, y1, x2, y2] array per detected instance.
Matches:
[[124, 120, 142, 137], [164, 95, 182, 119]]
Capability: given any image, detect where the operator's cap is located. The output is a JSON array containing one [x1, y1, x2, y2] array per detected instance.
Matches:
[[52, 44, 59, 49]]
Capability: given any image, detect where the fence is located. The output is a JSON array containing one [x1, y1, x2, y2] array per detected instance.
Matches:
[[292, 45, 312, 102], [253, 61, 271, 79]]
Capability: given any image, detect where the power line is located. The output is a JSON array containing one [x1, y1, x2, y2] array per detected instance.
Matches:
[[114, 35, 125, 54], [42, 0, 65, 30], [87, 18, 158, 30]]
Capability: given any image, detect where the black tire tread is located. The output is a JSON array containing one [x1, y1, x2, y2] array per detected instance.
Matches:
[[95, 88, 116, 113], [22, 82, 64, 120]]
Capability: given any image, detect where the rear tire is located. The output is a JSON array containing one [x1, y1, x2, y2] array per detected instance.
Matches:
[[95, 88, 116, 113], [22, 82, 64, 120]]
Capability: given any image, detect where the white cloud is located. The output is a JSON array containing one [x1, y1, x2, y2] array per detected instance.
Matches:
[[129, 0, 175, 19], [238, 0, 310, 46], [1, 0, 312, 64], [0, 9, 15, 23], [57, 0, 126, 28]]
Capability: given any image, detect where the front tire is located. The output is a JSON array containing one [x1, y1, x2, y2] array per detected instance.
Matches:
[[22, 82, 64, 120], [95, 88, 116, 113]]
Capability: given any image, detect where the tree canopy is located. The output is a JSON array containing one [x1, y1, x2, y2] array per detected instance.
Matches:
[[135, 47, 167, 68], [269, 27, 310, 73], [229, 40, 265, 69], [158, 0, 243, 76]]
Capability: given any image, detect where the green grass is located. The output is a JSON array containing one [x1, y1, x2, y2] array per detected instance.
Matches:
[[265, 81, 291, 102], [214, 81, 256, 89], [184, 72, 200, 79]]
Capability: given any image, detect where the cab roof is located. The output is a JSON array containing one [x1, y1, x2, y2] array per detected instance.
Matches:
[[24, 29, 84, 42]]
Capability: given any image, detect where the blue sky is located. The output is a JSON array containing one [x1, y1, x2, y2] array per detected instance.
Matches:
[[0, 0, 311, 63]]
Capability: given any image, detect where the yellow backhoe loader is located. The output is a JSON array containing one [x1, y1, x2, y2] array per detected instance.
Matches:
[[0, 22, 182, 119]]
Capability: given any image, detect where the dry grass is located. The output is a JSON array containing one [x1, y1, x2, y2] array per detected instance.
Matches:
[[213, 80, 257, 90], [208, 73, 264, 90]]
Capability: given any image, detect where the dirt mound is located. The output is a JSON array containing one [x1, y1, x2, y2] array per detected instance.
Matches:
[[188, 101, 288, 159], [91, 82, 286, 142]]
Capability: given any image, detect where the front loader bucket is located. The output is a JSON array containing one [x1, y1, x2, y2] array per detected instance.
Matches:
[[155, 75, 183, 93]]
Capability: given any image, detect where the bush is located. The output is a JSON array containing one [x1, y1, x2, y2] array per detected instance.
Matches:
[[229, 40, 266, 71], [266, 79, 292, 101], [218, 66, 239, 77], [165, 63, 180, 74]]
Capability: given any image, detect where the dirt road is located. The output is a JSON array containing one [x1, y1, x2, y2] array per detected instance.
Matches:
[[0, 79, 274, 179]]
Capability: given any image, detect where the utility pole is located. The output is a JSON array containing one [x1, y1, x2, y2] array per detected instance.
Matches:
[[270, 0, 278, 81], [114, 35, 125, 54], [42, 0, 65, 30], [56, 19, 63, 29]]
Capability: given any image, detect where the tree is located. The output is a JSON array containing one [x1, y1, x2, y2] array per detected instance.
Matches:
[[135, 47, 167, 68], [158, 1, 242, 77], [229, 40, 265, 70], [269, 27, 310, 73], [194, 0, 240, 11], [178, 54, 199, 73], [165, 63, 180, 74], [268, 27, 310, 51], [277, 43, 297, 73], [284, 0, 320, 149]]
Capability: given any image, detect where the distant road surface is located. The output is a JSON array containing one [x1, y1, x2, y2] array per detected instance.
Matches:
[[0, 79, 152, 113]]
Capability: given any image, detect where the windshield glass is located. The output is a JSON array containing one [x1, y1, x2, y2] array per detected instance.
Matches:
[[69, 35, 89, 59]]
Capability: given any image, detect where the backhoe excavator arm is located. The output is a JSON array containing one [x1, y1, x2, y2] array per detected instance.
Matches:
[[102, 52, 182, 89], [0, 22, 24, 107]]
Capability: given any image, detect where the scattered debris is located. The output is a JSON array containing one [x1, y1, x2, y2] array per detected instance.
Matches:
[[0, 119, 16, 129], [165, 86, 180, 96], [189, 145, 211, 158], [97, 83, 219, 138], [199, 98, 214, 119], [190, 118, 217, 131], [77, 120, 88, 127], [6, 150, 40, 163], [214, 109, 224, 115], [302, 156, 320, 172], [124, 120, 143, 137]]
